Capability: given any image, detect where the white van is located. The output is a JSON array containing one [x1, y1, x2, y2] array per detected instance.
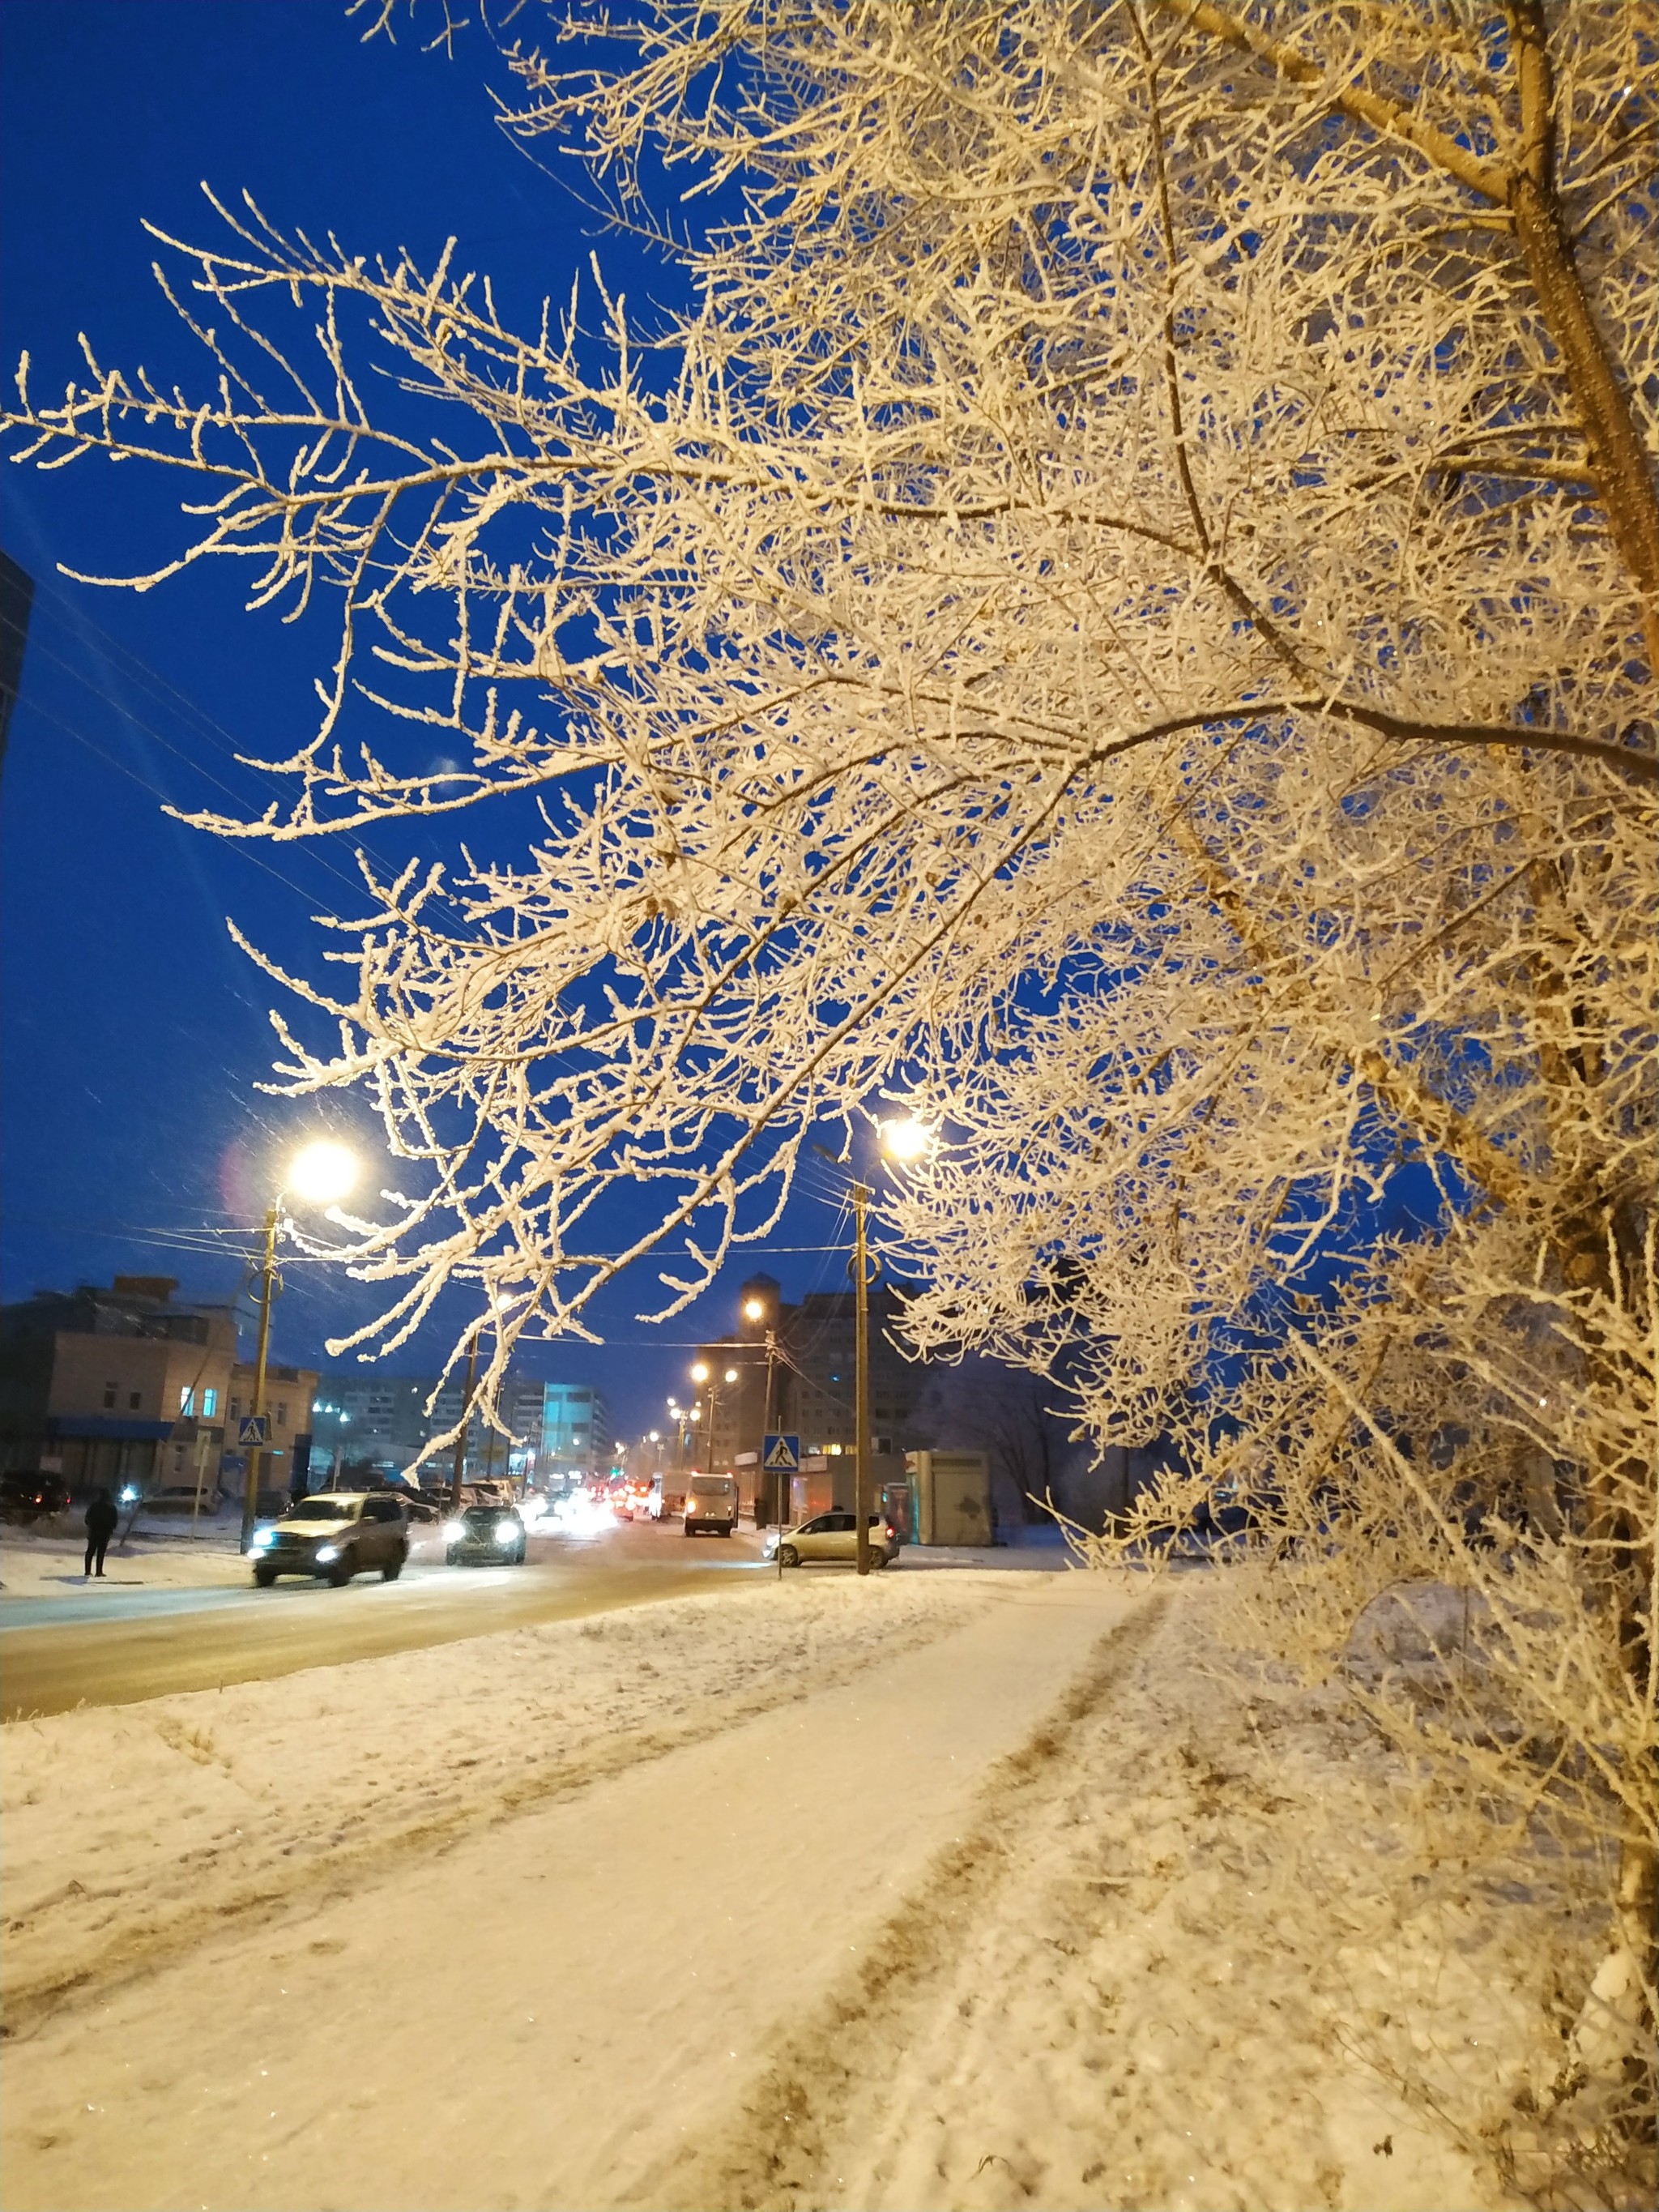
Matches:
[[684, 1473, 739, 1537]]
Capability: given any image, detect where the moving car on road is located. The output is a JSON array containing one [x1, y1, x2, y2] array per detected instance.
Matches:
[[766, 1511, 899, 1569], [249, 1492, 407, 1586], [683, 1473, 739, 1537], [445, 1502, 527, 1565]]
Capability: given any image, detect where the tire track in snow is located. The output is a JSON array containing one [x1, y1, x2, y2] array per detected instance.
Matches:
[[640, 1591, 1171, 2212]]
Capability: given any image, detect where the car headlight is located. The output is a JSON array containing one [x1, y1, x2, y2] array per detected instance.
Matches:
[[497, 1522, 518, 1545], [249, 1529, 275, 1550], [315, 1544, 339, 1562], [444, 1521, 467, 1543]]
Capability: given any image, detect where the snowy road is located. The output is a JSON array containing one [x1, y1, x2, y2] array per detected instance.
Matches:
[[0, 1524, 771, 1719]]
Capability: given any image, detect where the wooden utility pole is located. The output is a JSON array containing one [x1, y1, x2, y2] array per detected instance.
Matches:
[[853, 1178, 872, 1577], [449, 1339, 478, 1515], [761, 1329, 780, 1524], [240, 1202, 279, 1554]]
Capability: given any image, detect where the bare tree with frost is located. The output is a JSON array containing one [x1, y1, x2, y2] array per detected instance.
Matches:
[[5, 0, 1655, 2143]]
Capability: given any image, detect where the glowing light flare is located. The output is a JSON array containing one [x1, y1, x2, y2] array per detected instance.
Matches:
[[286, 1139, 357, 1207], [878, 1116, 934, 1164]]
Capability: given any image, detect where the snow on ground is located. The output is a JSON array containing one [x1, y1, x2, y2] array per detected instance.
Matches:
[[2, 1570, 1637, 2212], [2, 1568, 1009, 2022], [2, 1569, 1117, 2212], [2, 1505, 253, 1595], [665, 1579, 1642, 2212], [0, 1504, 452, 1595]]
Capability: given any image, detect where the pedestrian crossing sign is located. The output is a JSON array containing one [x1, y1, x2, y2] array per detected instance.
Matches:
[[761, 1433, 800, 1473], [238, 1415, 270, 1446]]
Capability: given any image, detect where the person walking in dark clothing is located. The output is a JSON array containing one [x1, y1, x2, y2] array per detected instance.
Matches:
[[83, 1487, 118, 1578]]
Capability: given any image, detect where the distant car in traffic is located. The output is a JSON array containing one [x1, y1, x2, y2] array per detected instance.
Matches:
[[0, 1471, 71, 1524], [249, 1491, 408, 1586], [766, 1511, 899, 1569], [390, 1488, 445, 1523], [445, 1502, 527, 1565], [683, 1474, 740, 1537]]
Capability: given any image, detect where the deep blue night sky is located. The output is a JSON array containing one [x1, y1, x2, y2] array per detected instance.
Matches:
[[0, 0, 857, 1434]]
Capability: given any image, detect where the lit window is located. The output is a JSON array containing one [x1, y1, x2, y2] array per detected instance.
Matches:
[[202, 1388, 217, 1418], [179, 1385, 195, 1416]]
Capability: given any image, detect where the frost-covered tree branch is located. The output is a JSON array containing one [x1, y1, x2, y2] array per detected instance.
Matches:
[[5, 2, 1655, 2121]]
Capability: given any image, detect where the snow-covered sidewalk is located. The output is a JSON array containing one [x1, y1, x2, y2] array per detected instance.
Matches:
[[1, 1508, 250, 1597], [3, 1570, 1115, 2210], [2, 1570, 1011, 2022], [1, 1573, 1633, 2212]]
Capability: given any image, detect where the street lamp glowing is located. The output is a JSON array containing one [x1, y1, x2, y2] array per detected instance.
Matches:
[[879, 1116, 933, 1164], [690, 1361, 710, 1385], [724, 1367, 739, 1384], [287, 1139, 357, 1207], [743, 1297, 766, 1322]]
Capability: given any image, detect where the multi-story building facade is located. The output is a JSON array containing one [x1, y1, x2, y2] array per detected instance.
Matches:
[[695, 1274, 945, 1518], [0, 1275, 241, 1498], [309, 1368, 608, 1488], [536, 1381, 610, 1478], [223, 1359, 320, 1507], [692, 1275, 1155, 1537]]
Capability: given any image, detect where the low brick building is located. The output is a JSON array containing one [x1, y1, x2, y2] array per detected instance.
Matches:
[[0, 1275, 238, 1499]]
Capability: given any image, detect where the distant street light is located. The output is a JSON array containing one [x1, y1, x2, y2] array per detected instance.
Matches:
[[808, 1112, 934, 1574], [743, 1296, 766, 1322], [878, 1116, 934, 1164], [689, 1360, 738, 1471], [286, 1139, 358, 1207], [241, 1139, 359, 1552]]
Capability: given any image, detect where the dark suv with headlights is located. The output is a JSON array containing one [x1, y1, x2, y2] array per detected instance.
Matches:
[[445, 1501, 527, 1565], [249, 1491, 407, 1586], [0, 1471, 72, 1524]]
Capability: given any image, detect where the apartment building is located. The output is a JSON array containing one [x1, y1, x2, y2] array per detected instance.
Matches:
[[0, 1275, 239, 1497], [309, 1368, 608, 1487], [694, 1273, 946, 1518]]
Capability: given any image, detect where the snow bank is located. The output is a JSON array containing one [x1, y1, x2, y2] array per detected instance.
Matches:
[[3, 1572, 1637, 2212], [673, 1579, 1637, 2212], [2, 1568, 1009, 2020]]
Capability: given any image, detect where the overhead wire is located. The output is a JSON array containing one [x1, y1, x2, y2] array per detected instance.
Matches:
[[3, 591, 460, 920]]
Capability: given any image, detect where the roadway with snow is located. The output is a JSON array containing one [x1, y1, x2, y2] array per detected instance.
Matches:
[[2, 1564, 1622, 2211]]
